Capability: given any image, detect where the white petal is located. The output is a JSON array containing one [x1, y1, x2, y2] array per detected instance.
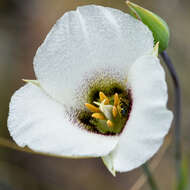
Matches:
[[109, 55, 173, 172], [8, 84, 119, 157], [34, 5, 154, 108]]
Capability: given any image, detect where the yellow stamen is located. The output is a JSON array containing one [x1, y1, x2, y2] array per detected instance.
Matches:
[[117, 104, 122, 116], [85, 103, 100, 113], [104, 98, 109, 105], [99, 92, 109, 104], [112, 106, 118, 117], [99, 92, 107, 101], [107, 120, 114, 127], [114, 93, 119, 106], [92, 113, 105, 120]]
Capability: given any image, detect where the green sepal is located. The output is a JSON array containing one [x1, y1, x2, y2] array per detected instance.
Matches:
[[102, 155, 116, 176], [22, 79, 41, 87], [127, 1, 170, 53]]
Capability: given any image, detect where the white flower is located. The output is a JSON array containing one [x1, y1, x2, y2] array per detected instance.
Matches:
[[7, 5, 173, 175]]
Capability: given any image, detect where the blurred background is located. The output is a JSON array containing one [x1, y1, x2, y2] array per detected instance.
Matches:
[[0, 0, 189, 189]]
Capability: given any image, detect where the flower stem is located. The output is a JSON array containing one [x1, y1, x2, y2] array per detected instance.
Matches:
[[142, 163, 159, 190], [161, 51, 182, 186]]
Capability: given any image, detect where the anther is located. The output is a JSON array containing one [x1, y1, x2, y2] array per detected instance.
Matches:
[[117, 104, 122, 116], [112, 106, 118, 117], [107, 120, 114, 127], [99, 92, 109, 104], [114, 93, 119, 106], [85, 103, 100, 113], [92, 113, 105, 120]]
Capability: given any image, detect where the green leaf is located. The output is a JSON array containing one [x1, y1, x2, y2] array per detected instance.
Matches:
[[126, 1, 170, 53]]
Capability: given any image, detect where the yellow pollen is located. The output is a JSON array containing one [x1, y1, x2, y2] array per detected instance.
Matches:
[[92, 113, 105, 120], [107, 120, 114, 127], [99, 92, 109, 104], [112, 106, 118, 117], [85, 103, 100, 113], [114, 93, 119, 106]]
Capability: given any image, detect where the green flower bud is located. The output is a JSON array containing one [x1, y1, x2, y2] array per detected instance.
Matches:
[[126, 1, 170, 53]]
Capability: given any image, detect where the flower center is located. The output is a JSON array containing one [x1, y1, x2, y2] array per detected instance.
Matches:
[[77, 84, 132, 135]]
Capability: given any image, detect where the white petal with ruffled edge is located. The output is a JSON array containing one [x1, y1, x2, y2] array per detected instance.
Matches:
[[8, 84, 119, 157], [34, 5, 154, 108], [103, 55, 173, 172]]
